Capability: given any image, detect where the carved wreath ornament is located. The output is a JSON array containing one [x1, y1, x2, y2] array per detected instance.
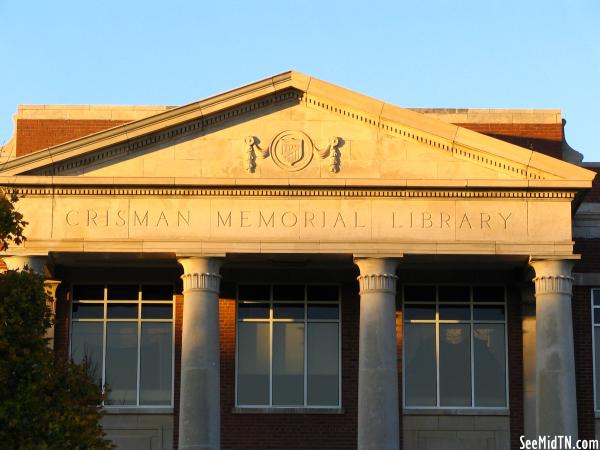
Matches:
[[244, 130, 341, 173]]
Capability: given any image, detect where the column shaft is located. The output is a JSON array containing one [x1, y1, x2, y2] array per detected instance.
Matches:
[[178, 257, 223, 450], [4, 256, 59, 347], [530, 259, 578, 440], [355, 258, 400, 450]]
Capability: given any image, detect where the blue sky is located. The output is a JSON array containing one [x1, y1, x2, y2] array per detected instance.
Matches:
[[1, 0, 599, 159]]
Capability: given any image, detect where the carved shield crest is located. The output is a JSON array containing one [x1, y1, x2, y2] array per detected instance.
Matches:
[[279, 137, 304, 166], [271, 131, 314, 171]]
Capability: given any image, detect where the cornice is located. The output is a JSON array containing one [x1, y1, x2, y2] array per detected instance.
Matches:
[[0, 185, 577, 199], [27, 90, 302, 177], [0, 71, 594, 186]]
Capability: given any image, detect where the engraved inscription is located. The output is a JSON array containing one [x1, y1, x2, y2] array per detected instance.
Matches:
[[64, 208, 513, 231]]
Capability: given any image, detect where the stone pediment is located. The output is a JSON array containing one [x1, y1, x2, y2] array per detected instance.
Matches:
[[0, 71, 594, 189]]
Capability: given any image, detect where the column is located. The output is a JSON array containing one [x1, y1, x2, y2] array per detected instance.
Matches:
[[4, 256, 60, 345], [529, 259, 578, 440], [354, 257, 400, 450], [178, 257, 223, 450]]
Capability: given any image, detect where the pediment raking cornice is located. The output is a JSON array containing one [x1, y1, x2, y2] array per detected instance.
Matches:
[[0, 71, 595, 187]]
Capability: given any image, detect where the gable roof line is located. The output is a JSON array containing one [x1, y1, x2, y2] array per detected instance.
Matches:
[[0, 72, 299, 176], [0, 71, 595, 184]]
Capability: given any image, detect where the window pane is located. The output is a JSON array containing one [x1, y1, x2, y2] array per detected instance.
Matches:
[[404, 324, 437, 406], [237, 322, 270, 405], [474, 324, 506, 407], [273, 285, 304, 301], [595, 309, 600, 326], [142, 285, 173, 301], [107, 284, 139, 301], [272, 323, 304, 405], [107, 303, 138, 319], [404, 305, 435, 321], [404, 286, 436, 302], [72, 303, 103, 319], [273, 303, 304, 320], [595, 329, 600, 410], [439, 324, 471, 406], [238, 303, 269, 319], [73, 285, 104, 301], [140, 323, 172, 405], [307, 323, 339, 406], [439, 286, 470, 302], [70, 322, 103, 385], [307, 285, 339, 302], [308, 304, 339, 320], [473, 286, 504, 302], [439, 305, 470, 321], [474, 305, 505, 321], [105, 322, 138, 405], [142, 304, 172, 319], [238, 285, 270, 301], [594, 291, 600, 306]]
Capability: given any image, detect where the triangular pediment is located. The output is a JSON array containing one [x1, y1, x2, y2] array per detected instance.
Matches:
[[0, 71, 594, 189]]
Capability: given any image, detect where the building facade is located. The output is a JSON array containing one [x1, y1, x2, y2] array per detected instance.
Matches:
[[1, 72, 599, 450]]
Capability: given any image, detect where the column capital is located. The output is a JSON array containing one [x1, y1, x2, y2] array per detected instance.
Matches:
[[529, 258, 575, 296], [178, 256, 224, 294], [3, 255, 50, 276], [354, 257, 400, 295]]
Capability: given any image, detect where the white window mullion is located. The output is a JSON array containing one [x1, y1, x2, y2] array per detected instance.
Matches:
[[593, 290, 598, 411], [304, 286, 308, 407], [102, 285, 108, 404], [269, 285, 273, 407], [435, 287, 440, 408], [338, 286, 342, 408], [470, 288, 475, 408], [136, 285, 142, 407]]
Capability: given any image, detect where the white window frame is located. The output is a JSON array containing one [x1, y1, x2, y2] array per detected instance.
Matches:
[[592, 288, 600, 411], [69, 282, 175, 409], [402, 283, 509, 410], [234, 282, 342, 409]]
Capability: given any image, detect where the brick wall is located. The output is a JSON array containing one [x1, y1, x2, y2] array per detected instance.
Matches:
[[455, 123, 563, 159], [53, 283, 70, 357], [13, 117, 564, 160], [396, 297, 404, 449], [572, 286, 595, 440], [218, 282, 359, 450], [173, 295, 183, 449], [508, 286, 524, 450], [15, 119, 129, 156]]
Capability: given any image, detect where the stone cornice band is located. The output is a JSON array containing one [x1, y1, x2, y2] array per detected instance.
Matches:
[[0, 185, 577, 199]]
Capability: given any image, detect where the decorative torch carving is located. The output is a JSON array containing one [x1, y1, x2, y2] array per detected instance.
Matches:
[[316, 136, 341, 173], [244, 136, 269, 173]]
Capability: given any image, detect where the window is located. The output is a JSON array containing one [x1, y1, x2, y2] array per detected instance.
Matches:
[[403, 285, 507, 408], [70, 284, 174, 407], [236, 284, 341, 408], [592, 289, 600, 410]]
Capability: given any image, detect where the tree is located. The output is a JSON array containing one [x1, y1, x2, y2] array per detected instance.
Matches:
[[0, 191, 113, 449]]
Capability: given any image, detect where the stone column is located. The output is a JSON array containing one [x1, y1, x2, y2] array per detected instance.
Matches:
[[178, 257, 223, 450], [4, 256, 60, 346], [529, 259, 578, 440], [354, 257, 400, 450]]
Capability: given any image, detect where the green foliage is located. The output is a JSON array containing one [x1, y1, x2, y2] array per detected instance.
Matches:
[[0, 191, 27, 251], [0, 194, 113, 449]]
